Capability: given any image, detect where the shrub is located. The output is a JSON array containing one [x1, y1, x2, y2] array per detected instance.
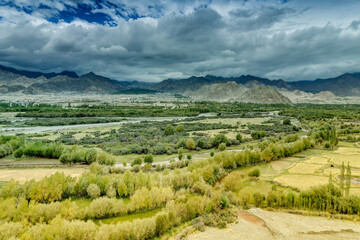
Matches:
[[251, 131, 266, 139], [187, 154, 192, 160], [283, 119, 291, 125], [85, 149, 98, 164], [236, 133, 243, 142], [210, 151, 214, 157], [164, 125, 175, 136], [175, 125, 185, 133], [131, 157, 142, 166], [248, 168, 260, 178], [186, 139, 196, 150], [13, 148, 23, 158], [178, 148, 183, 160], [218, 143, 226, 151], [212, 134, 228, 147], [97, 152, 115, 166], [106, 186, 116, 198], [144, 154, 154, 164], [87, 184, 101, 199], [196, 139, 205, 149]]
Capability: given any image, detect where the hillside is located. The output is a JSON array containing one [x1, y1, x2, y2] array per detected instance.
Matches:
[[153, 73, 360, 97], [184, 82, 291, 104], [153, 75, 290, 93], [236, 86, 292, 104]]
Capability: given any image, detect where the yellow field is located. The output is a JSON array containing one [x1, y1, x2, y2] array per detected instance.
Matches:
[[0, 168, 86, 183], [274, 174, 329, 190], [288, 163, 323, 174], [334, 147, 360, 155], [303, 156, 330, 164], [330, 154, 360, 168], [269, 160, 293, 172]]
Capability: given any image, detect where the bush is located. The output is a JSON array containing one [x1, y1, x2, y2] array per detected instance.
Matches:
[[85, 149, 98, 164], [283, 119, 291, 125], [196, 139, 205, 149], [251, 131, 266, 139], [13, 148, 23, 158], [186, 139, 196, 150], [175, 125, 185, 133], [97, 152, 116, 166], [187, 154, 192, 160], [87, 184, 101, 199], [218, 143, 226, 151], [131, 157, 142, 166], [248, 168, 260, 178], [210, 151, 214, 157], [164, 125, 175, 136], [144, 154, 154, 164], [324, 142, 331, 149], [212, 134, 228, 147], [236, 133, 243, 142], [178, 148, 183, 160]]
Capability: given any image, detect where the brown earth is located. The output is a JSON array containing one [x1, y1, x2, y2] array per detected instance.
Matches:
[[186, 209, 360, 240]]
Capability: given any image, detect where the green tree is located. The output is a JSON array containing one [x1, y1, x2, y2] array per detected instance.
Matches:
[[85, 149, 98, 164], [186, 139, 195, 150], [236, 133, 243, 142], [175, 125, 184, 133], [178, 148, 183, 160], [212, 134, 228, 147], [345, 162, 351, 196], [87, 184, 101, 199], [283, 119, 291, 125], [248, 168, 260, 178], [164, 125, 175, 136], [131, 157, 142, 166], [340, 162, 345, 194], [144, 154, 154, 164], [218, 143, 226, 151]]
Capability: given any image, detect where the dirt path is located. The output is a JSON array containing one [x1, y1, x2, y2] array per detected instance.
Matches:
[[187, 209, 360, 240]]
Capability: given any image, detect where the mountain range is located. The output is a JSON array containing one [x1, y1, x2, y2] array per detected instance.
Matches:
[[1, 64, 360, 103]]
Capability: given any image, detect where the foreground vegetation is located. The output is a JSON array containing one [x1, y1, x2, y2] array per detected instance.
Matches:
[[1, 102, 360, 239]]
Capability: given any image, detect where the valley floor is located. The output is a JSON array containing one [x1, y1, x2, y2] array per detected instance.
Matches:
[[187, 208, 360, 240]]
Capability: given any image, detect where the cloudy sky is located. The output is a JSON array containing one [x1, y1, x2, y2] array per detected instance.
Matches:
[[0, 0, 360, 82]]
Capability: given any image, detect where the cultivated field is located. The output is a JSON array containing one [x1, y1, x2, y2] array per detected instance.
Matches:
[[0, 168, 86, 183]]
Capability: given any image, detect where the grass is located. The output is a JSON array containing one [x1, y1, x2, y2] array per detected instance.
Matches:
[[287, 163, 323, 174], [273, 174, 329, 190], [93, 208, 162, 225]]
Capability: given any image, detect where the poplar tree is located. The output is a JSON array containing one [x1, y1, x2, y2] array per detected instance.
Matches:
[[345, 162, 351, 196], [340, 162, 345, 195]]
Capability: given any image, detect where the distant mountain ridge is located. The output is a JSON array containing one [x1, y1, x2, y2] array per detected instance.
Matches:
[[1, 64, 360, 97], [152, 73, 360, 96], [0, 65, 78, 79]]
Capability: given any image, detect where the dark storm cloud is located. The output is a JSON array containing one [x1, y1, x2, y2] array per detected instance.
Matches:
[[0, 0, 360, 81]]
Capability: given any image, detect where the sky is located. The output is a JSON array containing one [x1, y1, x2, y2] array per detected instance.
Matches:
[[0, 0, 360, 82]]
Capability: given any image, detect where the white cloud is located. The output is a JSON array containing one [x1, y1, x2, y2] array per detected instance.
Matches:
[[0, 0, 360, 82]]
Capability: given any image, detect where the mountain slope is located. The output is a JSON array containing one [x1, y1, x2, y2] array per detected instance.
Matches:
[[153, 75, 290, 93], [0, 65, 78, 79], [184, 82, 291, 104], [31, 72, 127, 93], [236, 86, 292, 104], [183, 81, 249, 101], [289, 73, 360, 96]]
